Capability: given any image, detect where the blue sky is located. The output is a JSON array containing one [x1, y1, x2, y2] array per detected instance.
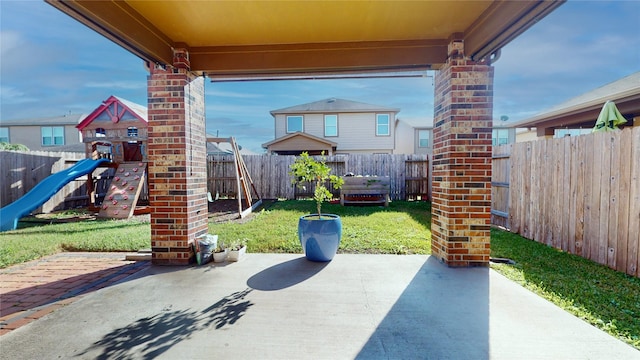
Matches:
[[1, 1, 639, 153]]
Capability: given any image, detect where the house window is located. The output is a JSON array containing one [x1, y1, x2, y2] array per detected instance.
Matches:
[[127, 127, 138, 137], [96, 128, 106, 137], [418, 130, 430, 148], [376, 114, 390, 136], [287, 116, 303, 133], [0, 127, 9, 142], [324, 115, 338, 137], [492, 129, 510, 146], [41, 126, 64, 146], [554, 128, 591, 138]]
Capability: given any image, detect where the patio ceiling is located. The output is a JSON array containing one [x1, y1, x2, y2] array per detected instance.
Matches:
[[45, 0, 564, 79]]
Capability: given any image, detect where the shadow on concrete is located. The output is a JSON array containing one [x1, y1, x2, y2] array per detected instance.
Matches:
[[246, 256, 329, 291], [78, 288, 254, 359], [355, 257, 490, 359]]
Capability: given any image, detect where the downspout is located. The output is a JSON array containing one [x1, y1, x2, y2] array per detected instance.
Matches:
[[394, 117, 399, 154]]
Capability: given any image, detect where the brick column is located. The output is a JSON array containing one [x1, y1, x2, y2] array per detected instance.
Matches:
[[431, 40, 493, 267], [147, 48, 208, 265]]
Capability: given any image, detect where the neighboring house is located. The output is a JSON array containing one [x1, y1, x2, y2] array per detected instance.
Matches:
[[509, 72, 640, 139], [394, 119, 431, 155], [492, 126, 516, 145], [514, 127, 539, 143], [263, 98, 405, 155], [0, 113, 86, 152], [391, 117, 433, 155], [206, 138, 258, 156]]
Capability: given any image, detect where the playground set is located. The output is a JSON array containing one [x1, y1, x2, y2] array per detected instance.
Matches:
[[0, 96, 260, 232], [74, 95, 150, 219]]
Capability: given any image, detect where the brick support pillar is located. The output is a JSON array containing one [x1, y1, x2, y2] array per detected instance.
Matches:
[[147, 48, 208, 265], [431, 40, 493, 267]]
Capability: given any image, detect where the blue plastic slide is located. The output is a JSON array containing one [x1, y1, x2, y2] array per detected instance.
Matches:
[[0, 158, 110, 232]]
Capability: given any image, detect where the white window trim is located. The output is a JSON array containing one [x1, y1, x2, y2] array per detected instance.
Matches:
[[376, 114, 390, 136], [324, 114, 338, 137], [418, 130, 430, 148], [41, 126, 65, 146], [286, 115, 304, 133]]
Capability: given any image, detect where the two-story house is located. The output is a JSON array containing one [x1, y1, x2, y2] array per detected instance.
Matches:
[[0, 113, 86, 151], [262, 98, 409, 155]]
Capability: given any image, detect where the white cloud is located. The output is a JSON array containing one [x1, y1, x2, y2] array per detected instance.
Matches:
[[205, 88, 264, 99], [0, 86, 37, 105], [1, 0, 638, 150], [207, 102, 271, 116], [0, 30, 22, 54], [85, 81, 146, 90], [492, 1, 640, 122]]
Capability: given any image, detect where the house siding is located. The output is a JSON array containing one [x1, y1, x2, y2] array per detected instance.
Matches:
[[4, 125, 81, 151], [275, 112, 396, 152], [393, 120, 415, 154], [268, 137, 332, 152], [274, 114, 287, 137], [413, 128, 433, 155], [336, 112, 395, 151]]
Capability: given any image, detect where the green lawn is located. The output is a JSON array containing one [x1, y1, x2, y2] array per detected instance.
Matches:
[[210, 200, 431, 255], [1, 200, 638, 349], [0, 200, 431, 268], [0, 216, 150, 268], [490, 229, 640, 350]]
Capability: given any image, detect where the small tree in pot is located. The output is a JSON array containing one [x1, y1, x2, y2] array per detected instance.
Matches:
[[289, 152, 344, 261], [289, 152, 344, 218]]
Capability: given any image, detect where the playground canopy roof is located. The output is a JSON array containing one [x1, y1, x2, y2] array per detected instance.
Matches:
[[77, 96, 148, 131], [46, 1, 564, 79]]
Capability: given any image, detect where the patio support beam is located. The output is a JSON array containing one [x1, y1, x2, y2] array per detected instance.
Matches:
[[147, 48, 209, 265], [431, 40, 493, 267]]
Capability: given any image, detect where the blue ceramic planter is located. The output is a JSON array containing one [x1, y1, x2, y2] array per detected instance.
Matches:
[[298, 214, 342, 262]]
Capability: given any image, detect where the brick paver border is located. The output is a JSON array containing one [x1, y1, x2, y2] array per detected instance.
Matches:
[[0, 253, 149, 335]]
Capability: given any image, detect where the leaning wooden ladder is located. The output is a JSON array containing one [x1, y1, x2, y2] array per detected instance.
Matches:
[[207, 137, 262, 218]]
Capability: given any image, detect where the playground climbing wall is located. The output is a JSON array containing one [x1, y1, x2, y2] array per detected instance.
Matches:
[[99, 162, 146, 219]]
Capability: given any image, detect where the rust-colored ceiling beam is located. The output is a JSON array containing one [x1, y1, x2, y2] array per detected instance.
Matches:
[[193, 40, 447, 78], [465, 0, 566, 61], [46, 0, 564, 76], [45, 0, 174, 66]]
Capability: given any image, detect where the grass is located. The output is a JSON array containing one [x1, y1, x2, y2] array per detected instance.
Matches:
[[0, 200, 431, 268], [0, 217, 150, 268], [2, 201, 638, 349], [490, 229, 640, 350], [210, 200, 431, 254]]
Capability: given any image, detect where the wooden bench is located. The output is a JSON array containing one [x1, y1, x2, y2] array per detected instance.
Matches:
[[340, 176, 390, 206]]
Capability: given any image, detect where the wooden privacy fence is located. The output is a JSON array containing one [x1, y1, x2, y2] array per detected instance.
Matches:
[[1, 150, 86, 212], [0, 150, 149, 212], [207, 153, 430, 201], [492, 127, 640, 277], [2, 151, 429, 213]]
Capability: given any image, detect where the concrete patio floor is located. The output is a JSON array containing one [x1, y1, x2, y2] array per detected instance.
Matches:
[[0, 253, 638, 359]]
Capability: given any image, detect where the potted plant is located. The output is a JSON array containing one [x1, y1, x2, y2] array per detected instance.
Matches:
[[227, 239, 247, 262], [213, 241, 227, 263], [289, 152, 344, 262]]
